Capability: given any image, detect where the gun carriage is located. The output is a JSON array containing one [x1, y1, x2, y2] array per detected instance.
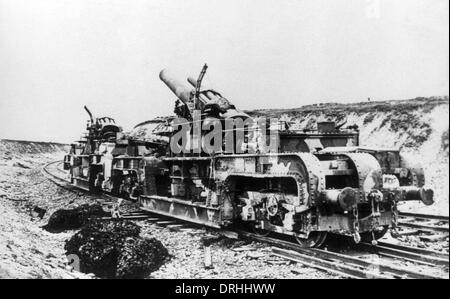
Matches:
[[65, 65, 434, 247]]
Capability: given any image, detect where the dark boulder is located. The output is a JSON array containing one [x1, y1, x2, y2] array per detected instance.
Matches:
[[43, 204, 108, 232], [65, 220, 168, 279], [116, 236, 168, 279]]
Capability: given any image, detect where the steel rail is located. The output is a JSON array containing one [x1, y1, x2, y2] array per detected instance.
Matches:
[[398, 212, 449, 222], [235, 230, 446, 279], [356, 242, 449, 267], [397, 221, 449, 234]]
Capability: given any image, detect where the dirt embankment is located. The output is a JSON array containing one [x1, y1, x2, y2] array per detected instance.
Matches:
[[0, 139, 68, 154], [0, 139, 68, 168], [248, 97, 449, 215], [0, 139, 89, 278]]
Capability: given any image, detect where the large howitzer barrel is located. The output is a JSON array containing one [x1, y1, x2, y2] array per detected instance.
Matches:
[[160, 67, 249, 119], [159, 69, 194, 105], [159, 69, 207, 106]]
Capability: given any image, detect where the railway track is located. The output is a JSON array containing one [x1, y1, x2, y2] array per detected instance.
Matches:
[[42, 160, 449, 279], [236, 231, 448, 279], [399, 212, 449, 222], [355, 241, 449, 267], [42, 161, 77, 190], [397, 212, 449, 236]]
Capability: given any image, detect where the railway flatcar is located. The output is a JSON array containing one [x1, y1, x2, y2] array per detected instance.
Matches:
[[65, 65, 434, 247]]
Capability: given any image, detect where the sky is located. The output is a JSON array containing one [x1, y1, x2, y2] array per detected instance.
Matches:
[[0, 0, 448, 143]]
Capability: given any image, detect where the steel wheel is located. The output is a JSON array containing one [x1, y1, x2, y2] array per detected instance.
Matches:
[[250, 223, 271, 237], [295, 231, 328, 248]]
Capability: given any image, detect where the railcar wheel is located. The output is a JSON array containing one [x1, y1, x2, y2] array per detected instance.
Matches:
[[295, 231, 328, 248], [251, 224, 271, 237], [360, 226, 389, 243]]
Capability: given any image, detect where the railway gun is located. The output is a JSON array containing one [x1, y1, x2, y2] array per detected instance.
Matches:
[[64, 65, 434, 247]]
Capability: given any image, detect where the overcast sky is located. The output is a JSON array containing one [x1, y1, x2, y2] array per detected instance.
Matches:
[[0, 0, 448, 143]]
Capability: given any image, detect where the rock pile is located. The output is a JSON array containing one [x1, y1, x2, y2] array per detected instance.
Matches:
[[43, 204, 108, 232], [64, 220, 168, 279]]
